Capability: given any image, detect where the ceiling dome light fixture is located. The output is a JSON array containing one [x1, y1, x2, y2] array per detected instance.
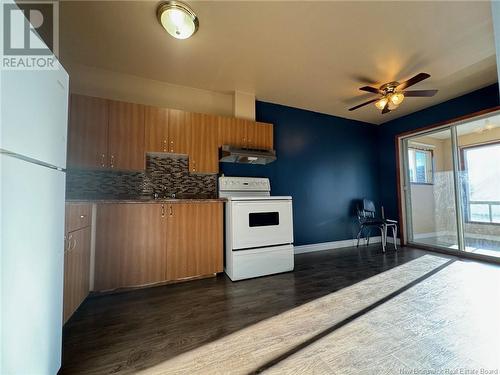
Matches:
[[157, 1, 199, 40]]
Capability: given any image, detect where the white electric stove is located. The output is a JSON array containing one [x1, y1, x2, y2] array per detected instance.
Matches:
[[219, 176, 294, 281]]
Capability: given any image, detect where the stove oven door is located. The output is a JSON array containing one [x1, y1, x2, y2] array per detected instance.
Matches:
[[230, 199, 293, 250]]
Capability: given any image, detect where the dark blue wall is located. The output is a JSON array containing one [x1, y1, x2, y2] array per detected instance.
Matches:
[[221, 101, 380, 246], [377, 83, 500, 223]]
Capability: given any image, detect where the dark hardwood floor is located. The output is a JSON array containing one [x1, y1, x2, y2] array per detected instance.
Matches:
[[60, 245, 445, 374]]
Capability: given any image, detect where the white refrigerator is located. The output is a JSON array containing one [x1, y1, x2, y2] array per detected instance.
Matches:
[[1, 33, 69, 375]]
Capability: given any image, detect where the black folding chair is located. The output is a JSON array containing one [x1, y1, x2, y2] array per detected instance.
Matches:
[[356, 199, 398, 252]]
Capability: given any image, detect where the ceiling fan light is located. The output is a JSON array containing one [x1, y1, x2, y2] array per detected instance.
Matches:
[[389, 92, 405, 106], [157, 1, 199, 40], [375, 97, 388, 110]]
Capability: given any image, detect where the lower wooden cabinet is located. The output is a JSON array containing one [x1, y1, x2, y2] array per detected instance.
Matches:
[[94, 202, 223, 291], [63, 226, 91, 323], [94, 203, 167, 291], [166, 202, 223, 280]]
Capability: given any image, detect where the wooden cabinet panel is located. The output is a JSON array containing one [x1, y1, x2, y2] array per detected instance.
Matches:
[[249, 122, 273, 150], [197, 202, 223, 275], [94, 204, 167, 291], [166, 202, 223, 280], [145, 106, 169, 153], [67, 94, 108, 169], [190, 113, 218, 174], [168, 109, 192, 155], [218, 117, 248, 148], [65, 203, 91, 233], [63, 226, 91, 323], [108, 101, 145, 171]]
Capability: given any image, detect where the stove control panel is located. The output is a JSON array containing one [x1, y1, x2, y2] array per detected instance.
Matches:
[[219, 176, 271, 192]]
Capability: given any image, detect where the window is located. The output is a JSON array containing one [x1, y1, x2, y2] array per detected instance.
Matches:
[[463, 142, 500, 223], [408, 148, 433, 184]]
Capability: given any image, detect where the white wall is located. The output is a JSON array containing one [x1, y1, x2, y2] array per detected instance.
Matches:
[[410, 184, 436, 235], [64, 61, 234, 116]]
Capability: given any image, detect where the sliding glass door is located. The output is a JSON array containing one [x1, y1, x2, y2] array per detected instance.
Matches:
[[401, 110, 500, 260], [456, 115, 500, 258], [403, 127, 459, 251]]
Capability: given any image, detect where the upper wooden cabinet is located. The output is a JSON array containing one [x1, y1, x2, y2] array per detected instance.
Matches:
[[168, 109, 192, 155], [94, 203, 167, 291], [218, 117, 248, 148], [67, 94, 273, 174], [67, 94, 108, 169], [249, 122, 273, 150], [145, 106, 169, 153], [108, 101, 145, 171], [218, 117, 274, 150], [190, 113, 218, 174], [67, 95, 146, 171]]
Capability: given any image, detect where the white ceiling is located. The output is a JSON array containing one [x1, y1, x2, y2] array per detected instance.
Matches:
[[59, 1, 498, 125]]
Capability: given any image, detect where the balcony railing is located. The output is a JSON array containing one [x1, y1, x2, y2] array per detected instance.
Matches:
[[468, 201, 500, 224]]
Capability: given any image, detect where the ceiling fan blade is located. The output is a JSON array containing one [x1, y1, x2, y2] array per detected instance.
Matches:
[[348, 98, 379, 111], [381, 102, 391, 114], [403, 89, 438, 97], [359, 86, 381, 94], [397, 73, 431, 90]]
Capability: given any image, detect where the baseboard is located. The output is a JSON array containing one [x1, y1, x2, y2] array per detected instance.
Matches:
[[294, 235, 402, 254], [294, 236, 382, 254]]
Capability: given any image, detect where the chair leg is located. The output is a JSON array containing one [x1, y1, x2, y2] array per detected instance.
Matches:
[[393, 225, 398, 250], [380, 226, 386, 252], [356, 226, 363, 248]]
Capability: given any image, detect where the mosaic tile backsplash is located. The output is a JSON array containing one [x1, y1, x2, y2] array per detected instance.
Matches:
[[66, 154, 217, 200]]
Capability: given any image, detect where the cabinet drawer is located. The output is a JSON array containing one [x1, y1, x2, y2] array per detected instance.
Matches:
[[66, 203, 91, 233]]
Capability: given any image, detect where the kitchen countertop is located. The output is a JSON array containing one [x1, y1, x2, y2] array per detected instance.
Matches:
[[66, 198, 227, 204]]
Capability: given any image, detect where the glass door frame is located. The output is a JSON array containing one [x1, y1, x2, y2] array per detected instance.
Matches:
[[396, 107, 500, 264]]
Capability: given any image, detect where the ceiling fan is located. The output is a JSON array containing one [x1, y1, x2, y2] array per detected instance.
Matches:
[[348, 73, 438, 114]]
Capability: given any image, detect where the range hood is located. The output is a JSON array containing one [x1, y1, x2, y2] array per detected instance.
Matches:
[[219, 145, 277, 165]]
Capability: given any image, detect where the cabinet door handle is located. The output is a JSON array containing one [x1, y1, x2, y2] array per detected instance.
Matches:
[[67, 234, 74, 251], [163, 139, 167, 152], [169, 205, 173, 216], [100, 153, 106, 167], [110, 154, 115, 168], [71, 238, 77, 251], [161, 204, 165, 217], [80, 215, 86, 219], [169, 140, 174, 152]]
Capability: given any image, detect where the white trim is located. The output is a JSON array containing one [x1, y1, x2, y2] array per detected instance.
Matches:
[[294, 236, 383, 254], [413, 230, 500, 243], [413, 231, 449, 240]]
